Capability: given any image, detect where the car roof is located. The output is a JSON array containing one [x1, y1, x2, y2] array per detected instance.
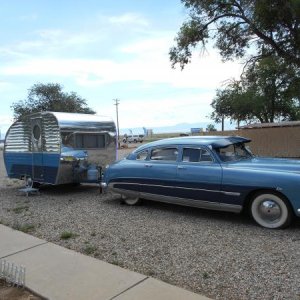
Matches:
[[133, 136, 251, 153]]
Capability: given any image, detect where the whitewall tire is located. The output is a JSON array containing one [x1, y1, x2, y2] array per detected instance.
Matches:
[[250, 193, 292, 229], [121, 195, 142, 206]]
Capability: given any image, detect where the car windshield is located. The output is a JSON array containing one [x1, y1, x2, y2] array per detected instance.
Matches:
[[216, 143, 253, 162]]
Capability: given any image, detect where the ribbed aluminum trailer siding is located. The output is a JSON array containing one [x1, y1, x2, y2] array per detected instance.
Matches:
[[4, 112, 116, 185]]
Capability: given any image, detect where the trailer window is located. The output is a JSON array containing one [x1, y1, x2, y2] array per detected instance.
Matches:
[[33, 124, 41, 140], [75, 134, 105, 149]]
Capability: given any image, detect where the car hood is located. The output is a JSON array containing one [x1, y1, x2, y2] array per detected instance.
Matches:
[[225, 157, 300, 173]]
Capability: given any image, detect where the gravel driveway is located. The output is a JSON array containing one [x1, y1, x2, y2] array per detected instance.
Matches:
[[0, 149, 300, 300]]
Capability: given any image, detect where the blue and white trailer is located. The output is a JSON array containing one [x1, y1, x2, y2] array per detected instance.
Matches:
[[3, 111, 116, 186]]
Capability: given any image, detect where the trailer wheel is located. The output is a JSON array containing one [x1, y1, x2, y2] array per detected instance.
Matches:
[[25, 177, 40, 189], [32, 182, 40, 188], [25, 177, 33, 188]]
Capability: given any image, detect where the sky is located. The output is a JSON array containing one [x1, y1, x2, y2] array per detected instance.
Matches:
[[0, 0, 243, 138]]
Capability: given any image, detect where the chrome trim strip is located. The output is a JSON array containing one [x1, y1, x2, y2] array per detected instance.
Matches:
[[110, 185, 242, 213], [222, 191, 241, 196], [109, 181, 241, 196]]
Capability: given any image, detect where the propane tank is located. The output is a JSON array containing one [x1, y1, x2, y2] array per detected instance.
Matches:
[[87, 165, 99, 181]]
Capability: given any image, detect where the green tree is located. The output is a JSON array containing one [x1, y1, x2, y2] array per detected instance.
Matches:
[[206, 124, 217, 131], [211, 57, 300, 124], [11, 83, 95, 120], [170, 0, 300, 69]]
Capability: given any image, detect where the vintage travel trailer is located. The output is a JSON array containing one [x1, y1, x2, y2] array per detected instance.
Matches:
[[3, 111, 116, 186]]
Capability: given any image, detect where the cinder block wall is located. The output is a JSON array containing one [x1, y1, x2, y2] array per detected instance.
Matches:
[[202, 127, 300, 158]]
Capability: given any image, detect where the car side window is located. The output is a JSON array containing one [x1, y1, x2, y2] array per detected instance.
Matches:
[[182, 148, 213, 163], [201, 149, 213, 162], [150, 147, 178, 161], [136, 150, 148, 160]]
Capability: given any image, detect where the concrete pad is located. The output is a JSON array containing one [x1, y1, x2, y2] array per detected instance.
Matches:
[[0, 224, 46, 258], [8, 242, 146, 300], [115, 277, 211, 300]]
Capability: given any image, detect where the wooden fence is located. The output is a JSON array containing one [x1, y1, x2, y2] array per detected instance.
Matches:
[[202, 126, 300, 158]]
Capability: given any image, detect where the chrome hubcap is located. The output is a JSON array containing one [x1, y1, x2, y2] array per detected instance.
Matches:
[[122, 194, 139, 205], [258, 200, 281, 222]]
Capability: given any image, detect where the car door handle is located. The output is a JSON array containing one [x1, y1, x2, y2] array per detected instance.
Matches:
[[144, 164, 152, 168], [177, 166, 186, 170]]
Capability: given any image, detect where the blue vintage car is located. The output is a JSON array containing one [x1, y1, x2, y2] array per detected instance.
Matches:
[[102, 136, 300, 229]]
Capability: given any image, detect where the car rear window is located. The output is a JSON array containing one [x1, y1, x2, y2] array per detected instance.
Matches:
[[150, 148, 178, 161], [182, 148, 213, 163]]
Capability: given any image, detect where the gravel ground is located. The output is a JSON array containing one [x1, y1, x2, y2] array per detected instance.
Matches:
[[1, 149, 300, 300]]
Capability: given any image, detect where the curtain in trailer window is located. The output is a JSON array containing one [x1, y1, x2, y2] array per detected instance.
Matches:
[[75, 134, 105, 149]]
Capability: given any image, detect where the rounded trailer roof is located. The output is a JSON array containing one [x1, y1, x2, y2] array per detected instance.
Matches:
[[49, 112, 115, 131]]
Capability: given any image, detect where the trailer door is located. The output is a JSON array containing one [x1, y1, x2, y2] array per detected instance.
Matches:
[[31, 117, 44, 182]]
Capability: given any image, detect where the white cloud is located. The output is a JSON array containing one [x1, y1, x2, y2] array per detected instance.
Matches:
[[96, 92, 215, 128], [20, 14, 38, 21], [37, 29, 98, 46], [108, 13, 149, 26], [15, 29, 99, 53], [120, 35, 173, 56], [0, 14, 243, 132], [1, 12, 243, 90], [0, 47, 242, 90], [0, 81, 13, 91], [0, 25, 243, 89]]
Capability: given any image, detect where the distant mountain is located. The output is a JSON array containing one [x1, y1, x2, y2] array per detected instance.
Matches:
[[120, 121, 235, 135]]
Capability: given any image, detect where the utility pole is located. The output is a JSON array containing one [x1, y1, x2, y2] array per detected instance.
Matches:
[[113, 99, 120, 147]]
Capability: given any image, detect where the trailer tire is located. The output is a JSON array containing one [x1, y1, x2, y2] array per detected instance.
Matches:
[[32, 182, 41, 188]]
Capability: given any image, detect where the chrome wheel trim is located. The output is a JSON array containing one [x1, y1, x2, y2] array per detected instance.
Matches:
[[258, 200, 281, 222], [251, 194, 288, 229]]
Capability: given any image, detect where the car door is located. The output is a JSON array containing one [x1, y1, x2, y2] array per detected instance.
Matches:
[[176, 146, 222, 202], [136, 146, 179, 197]]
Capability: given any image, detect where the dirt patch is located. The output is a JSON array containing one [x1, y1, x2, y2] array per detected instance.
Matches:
[[0, 279, 43, 300]]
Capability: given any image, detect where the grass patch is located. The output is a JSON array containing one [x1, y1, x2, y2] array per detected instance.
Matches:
[[0, 219, 8, 226], [12, 205, 29, 214], [83, 245, 97, 255], [60, 231, 78, 240], [12, 223, 35, 233], [110, 259, 124, 268]]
